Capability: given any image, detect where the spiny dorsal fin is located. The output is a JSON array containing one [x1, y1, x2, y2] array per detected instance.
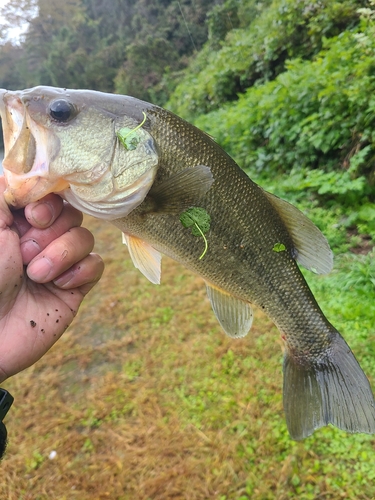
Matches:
[[263, 191, 333, 274], [122, 233, 162, 284], [206, 284, 253, 338], [148, 165, 214, 213]]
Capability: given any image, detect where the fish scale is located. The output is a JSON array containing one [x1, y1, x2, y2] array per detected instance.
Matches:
[[0, 86, 374, 440]]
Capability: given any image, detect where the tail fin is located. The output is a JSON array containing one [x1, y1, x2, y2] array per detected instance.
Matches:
[[283, 332, 375, 440]]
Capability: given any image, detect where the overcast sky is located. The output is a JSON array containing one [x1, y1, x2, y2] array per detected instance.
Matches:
[[0, 0, 29, 43]]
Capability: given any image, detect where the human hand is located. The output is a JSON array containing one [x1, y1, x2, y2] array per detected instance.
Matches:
[[0, 177, 104, 382]]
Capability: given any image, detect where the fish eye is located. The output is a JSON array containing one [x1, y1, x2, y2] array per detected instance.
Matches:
[[49, 99, 76, 123]]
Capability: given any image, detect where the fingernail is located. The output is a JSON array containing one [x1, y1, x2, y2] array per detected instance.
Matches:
[[20, 239, 41, 263], [53, 270, 74, 288], [30, 202, 54, 227], [27, 256, 53, 281]]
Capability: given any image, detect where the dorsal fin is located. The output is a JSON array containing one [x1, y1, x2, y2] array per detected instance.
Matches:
[[206, 284, 253, 338], [263, 191, 333, 274], [122, 233, 162, 284]]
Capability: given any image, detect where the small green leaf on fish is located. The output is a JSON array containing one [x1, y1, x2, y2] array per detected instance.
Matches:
[[117, 112, 147, 150], [273, 242, 286, 253], [180, 207, 210, 235], [180, 207, 211, 259]]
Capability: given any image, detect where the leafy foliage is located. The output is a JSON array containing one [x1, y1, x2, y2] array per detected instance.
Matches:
[[168, 0, 367, 120], [114, 37, 179, 103], [45, 21, 124, 92], [0, 0, 219, 103], [194, 19, 375, 214]]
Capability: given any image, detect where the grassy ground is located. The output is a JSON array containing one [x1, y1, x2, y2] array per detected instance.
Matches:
[[1, 216, 375, 499]]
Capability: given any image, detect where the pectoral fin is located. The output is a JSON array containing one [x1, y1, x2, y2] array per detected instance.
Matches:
[[122, 233, 162, 284], [264, 191, 333, 274], [148, 165, 214, 213], [206, 284, 253, 338]]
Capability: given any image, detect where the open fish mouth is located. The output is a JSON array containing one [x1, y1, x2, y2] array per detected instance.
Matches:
[[0, 89, 68, 208]]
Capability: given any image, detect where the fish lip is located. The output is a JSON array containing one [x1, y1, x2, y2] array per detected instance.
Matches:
[[0, 90, 25, 161], [4, 173, 46, 208], [3, 172, 68, 209], [0, 89, 69, 208], [0, 88, 6, 118]]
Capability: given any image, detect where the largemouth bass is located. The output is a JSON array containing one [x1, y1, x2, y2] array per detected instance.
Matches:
[[0, 86, 374, 440]]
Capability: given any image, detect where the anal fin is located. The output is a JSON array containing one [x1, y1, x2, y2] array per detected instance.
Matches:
[[122, 233, 162, 284], [206, 284, 253, 338]]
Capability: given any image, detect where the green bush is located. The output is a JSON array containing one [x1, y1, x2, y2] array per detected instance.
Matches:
[[168, 0, 366, 120], [195, 22, 375, 199]]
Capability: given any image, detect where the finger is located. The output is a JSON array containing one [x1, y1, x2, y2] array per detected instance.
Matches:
[[11, 195, 66, 238], [26, 226, 95, 283], [24, 194, 64, 228], [11, 209, 31, 237], [53, 253, 105, 294], [20, 203, 84, 265]]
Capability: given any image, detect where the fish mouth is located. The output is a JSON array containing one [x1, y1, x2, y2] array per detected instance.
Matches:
[[0, 89, 69, 208]]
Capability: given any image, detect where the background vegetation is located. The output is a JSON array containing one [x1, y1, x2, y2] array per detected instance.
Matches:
[[1, 0, 375, 498]]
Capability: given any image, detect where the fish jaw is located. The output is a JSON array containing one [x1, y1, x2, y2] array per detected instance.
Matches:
[[0, 89, 69, 208], [3, 170, 69, 208]]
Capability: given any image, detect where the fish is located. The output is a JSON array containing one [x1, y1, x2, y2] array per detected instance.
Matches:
[[0, 85, 374, 440]]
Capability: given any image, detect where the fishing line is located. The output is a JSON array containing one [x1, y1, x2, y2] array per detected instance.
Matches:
[[177, 0, 197, 52]]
